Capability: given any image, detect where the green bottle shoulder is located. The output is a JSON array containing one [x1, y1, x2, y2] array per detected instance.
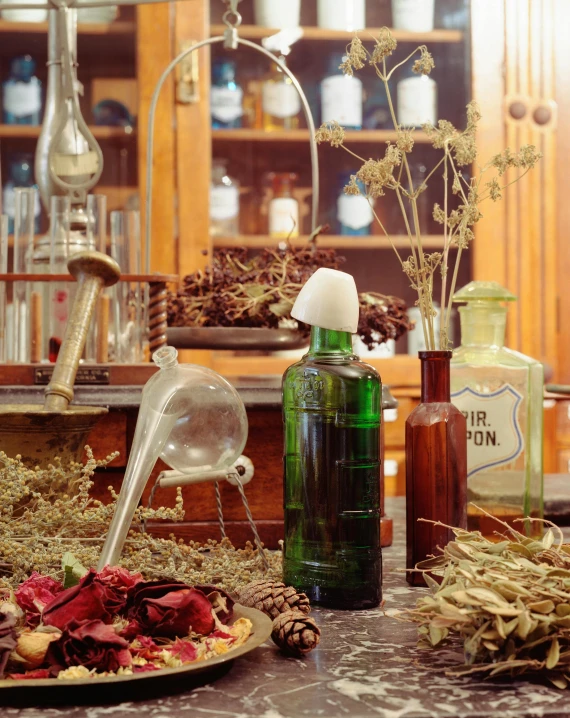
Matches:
[[283, 355, 381, 384]]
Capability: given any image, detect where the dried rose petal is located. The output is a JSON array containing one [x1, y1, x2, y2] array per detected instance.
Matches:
[[8, 668, 51, 680], [127, 581, 215, 639], [133, 664, 160, 673], [97, 566, 143, 594], [194, 585, 235, 625], [15, 573, 63, 626], [47, 619, 132, 674], [168, 637, 198, 663], [0, 611, 17, 678], [42, 569, 126, 631]]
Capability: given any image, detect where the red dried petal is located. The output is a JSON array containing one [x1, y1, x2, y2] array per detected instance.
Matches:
[[15, 572, 63, 619], [8, 668, 51, 680], [133, 663, 160, 673], [168, 637, 198, 663], [46, 619, 132, 674]]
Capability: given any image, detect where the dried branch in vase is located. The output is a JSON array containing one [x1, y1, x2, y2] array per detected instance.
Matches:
[[168, 241, 412, 349], [398, 508, 570, 689], [316, 30, 542, 350]]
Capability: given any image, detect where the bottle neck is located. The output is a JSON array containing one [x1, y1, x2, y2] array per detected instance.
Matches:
[[459, 303, 507, 348], [309, 326, 353, 356], [420, 351, 451, 402]]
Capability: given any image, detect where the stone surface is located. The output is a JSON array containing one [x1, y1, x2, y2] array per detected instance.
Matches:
[[6, 497, 570, 718]]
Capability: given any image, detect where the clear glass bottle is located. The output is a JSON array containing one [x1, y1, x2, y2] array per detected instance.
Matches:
[[2, 154, 40, 234], [317, 0, 365, 31], [268, 172, 299, 239], [211, 58, 243, 129], [396, 73, 437, 128], [283, 268, 382, 609], [210, 159, 240, 238], [321, 52, 363, 130], [450, 281, 544, 537], [2, 55, 42, 125], [337, 172, 373, 236], [262, 55, 301, 131]]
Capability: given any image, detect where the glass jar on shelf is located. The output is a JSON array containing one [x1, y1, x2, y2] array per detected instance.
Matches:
[[0, 0, 47, 23], [2, 154, 40, 234], [211, 57, 243, 129], [391, 0, 435, 32], [2, 55, 42, 126], [254, 0, 301, 29], [337, 172, 374, 236], [321, 52, 363, 130], [262, 55, 301, 131], [268, 172, 299, 239], [396, 72, 437, 128], [210, 160, 240, 238], [317, 0, 366, 31]]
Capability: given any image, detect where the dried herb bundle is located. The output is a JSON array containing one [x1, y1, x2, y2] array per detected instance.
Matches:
[[0, 450, 281, 595], [316, 31, 542, 349], [168, 243, 412, 349], [401, 510, 570, 689]]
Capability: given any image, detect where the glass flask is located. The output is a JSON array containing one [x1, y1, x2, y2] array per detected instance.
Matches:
[[283, 268, 382, 609], [98, 346, 249, 569], [321, 52, 363, 130], [262, 55, 301, 132], [406, 351, 467, 586], [211, 58, 243, 129], [2, 55, 42, 125], [210, 159, 240, 238], [337, 172, 373, 236], [268, 172, 299, 239], [450, 281, 544, 537]]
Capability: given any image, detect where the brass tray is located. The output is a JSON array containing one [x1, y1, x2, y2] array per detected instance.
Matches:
[[0, 605, 272, 705], [167, 327, 308, 351]]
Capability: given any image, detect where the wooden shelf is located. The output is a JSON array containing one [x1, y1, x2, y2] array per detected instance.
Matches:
[[0, 20, 135, 35], [0, 125, 135, 139], [210, 24, 464, 43], [212, 128, 431, 143], [213, 235, 445, 249]]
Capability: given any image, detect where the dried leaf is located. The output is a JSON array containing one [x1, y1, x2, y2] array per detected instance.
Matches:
[[528, 600, 556, 614], [543, 529, 555, 550], [547, 638, 561, 670]]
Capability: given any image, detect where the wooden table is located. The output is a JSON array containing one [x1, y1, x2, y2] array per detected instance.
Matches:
[[5, 497, 570, 717]]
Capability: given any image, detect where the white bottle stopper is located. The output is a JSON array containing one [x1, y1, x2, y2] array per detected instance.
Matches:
[[291, 267, 359, 332]]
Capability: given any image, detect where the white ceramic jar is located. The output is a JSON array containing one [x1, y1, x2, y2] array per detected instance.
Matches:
[[391, 0, 435, 32], [397, 74, 437, 127], [1, 0, 47, 23], [254, 0, 301, 29], [317, 0, 366, 31]]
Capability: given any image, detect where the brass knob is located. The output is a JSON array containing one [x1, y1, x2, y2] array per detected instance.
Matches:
[[44, 251, 121, 412], [509, 101, 527, 120], [533, 105, 552, 126]]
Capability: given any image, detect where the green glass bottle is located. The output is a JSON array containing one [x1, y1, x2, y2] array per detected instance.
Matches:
[[450, 281, 544, 537], [282, 268, 382, 609]]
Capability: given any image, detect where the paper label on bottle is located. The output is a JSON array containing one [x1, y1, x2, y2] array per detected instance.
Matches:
[[337, 194, 373, 230], [392, 0, 435, 32], [3, 79, 41, 117], [321, 75, 362, 127], [451, 384, 524, 478], [262, 82, 301, 119], [397, 76, 437, 127], [317, 0, 365, 31], [210, 185, 239, 221], [210, 86, 243, 124], [269, 197, 299, 237]]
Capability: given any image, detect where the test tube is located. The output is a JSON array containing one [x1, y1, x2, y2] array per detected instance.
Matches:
[[86, 194, 108, 362], [12, 188, 36, 363], [0, 215, 8, 363], [48, 196, 71, 363], [110, 209, 143, 363]]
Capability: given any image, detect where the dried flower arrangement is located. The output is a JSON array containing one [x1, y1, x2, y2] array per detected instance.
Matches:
[[315, 29, 542, 349], [168, 243, 412, 349], [0, 564, 253, 680], [400, 510, 570, 689], [0, 449, 281, 597]]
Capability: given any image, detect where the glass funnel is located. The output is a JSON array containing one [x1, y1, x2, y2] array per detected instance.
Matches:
[[98, 346, 248, 569]]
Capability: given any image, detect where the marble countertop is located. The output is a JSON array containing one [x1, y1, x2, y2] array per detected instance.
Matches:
[[6, 497, 570, 718]]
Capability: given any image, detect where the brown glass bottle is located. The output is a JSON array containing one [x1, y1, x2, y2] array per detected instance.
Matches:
[[405, 350, 467, 586]]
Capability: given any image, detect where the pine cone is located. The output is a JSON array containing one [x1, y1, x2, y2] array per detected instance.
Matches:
[[271, 610, 321, 657], [236, 580, 310, 619]]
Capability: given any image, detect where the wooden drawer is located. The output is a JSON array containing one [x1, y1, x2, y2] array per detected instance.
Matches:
[[384, 397, 417, 450]]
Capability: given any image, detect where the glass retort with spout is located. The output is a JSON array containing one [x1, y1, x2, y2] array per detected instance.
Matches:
[[97, 346, 248, 570], [450, 281, 544, 537]]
